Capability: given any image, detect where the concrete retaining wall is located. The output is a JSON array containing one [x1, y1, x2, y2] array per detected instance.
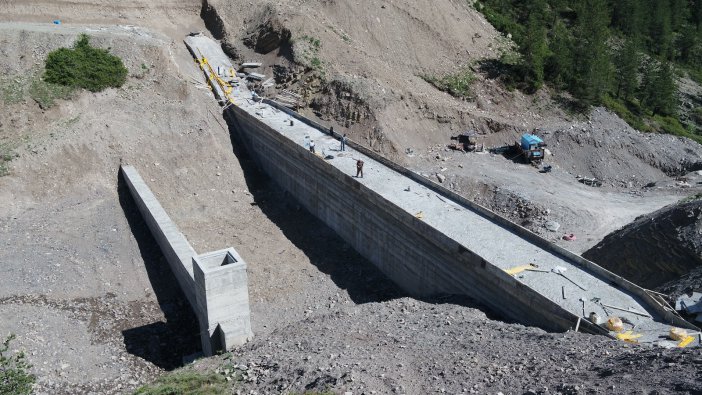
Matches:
[[120, 165, 253, 355], [263, 100, 693, 331], [224, 108, 607, 335]]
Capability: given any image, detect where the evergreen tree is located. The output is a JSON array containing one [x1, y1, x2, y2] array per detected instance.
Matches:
[[648, 0, 673, 59], [571, 0, 612, 105], [651, 61, 677, 115], [611, 0, 645, 37], [546, 19, 573, 89], [614, 38, 640, 100], [692, 0, 702, 31], [639, 60, 677, 116], [675, 23, 702, 66], [521, 0, 549, 89]]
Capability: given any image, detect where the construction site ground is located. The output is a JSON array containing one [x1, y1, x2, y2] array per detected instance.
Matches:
[[0, 1, 701, 394]]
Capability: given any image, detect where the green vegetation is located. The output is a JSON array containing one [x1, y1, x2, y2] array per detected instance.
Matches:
[[0, 334, 35, 395], [681, 192, 702, 203], [473, 0, 702, 141], [0, 143, 17, 177], [0, 77, 26, 104], [28, 78, 75, 109], [44, 34, 128, 92], [422, 68, 476, 98], [133, 371, 228, 395], [295, 35, 324, 72]]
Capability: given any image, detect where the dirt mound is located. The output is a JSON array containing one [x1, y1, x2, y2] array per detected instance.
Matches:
[[583, 197, 702, 289]]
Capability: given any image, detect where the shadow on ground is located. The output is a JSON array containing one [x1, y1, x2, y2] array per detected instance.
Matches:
[[117, 171, 201, 370], [221, 110, 501, 320]]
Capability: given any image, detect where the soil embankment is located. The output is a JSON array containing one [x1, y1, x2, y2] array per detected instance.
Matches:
[[584, 197, 702, 290]]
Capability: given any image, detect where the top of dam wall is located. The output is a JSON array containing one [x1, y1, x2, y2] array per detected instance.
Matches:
[[184, 34, 698, 346]]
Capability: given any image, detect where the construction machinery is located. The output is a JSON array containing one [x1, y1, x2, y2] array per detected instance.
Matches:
[[516, 133, 546, 163]]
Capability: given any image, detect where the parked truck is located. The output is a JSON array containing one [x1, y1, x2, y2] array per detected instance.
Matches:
[[516, 133, 546, 163]]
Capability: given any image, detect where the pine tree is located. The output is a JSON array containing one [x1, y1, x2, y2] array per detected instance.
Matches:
[[611, 0, 645, 37], [648, 0, 673, 59], [546, 19, 573, 89], [639, 60, 677, 116], [614, 38, 640, 100], [651, 61, 677, 115], [521, 0, 549, 89], [571, 0, 612, 105]]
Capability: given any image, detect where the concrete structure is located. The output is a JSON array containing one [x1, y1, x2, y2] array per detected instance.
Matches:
[[120, 165, 252, 355], [185, 35, 699, 347]]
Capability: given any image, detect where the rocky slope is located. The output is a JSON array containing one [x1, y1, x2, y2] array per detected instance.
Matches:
[[191, 298, 702, 394]]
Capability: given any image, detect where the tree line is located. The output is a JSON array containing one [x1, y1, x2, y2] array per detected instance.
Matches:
[[475, 0, 702, 135]]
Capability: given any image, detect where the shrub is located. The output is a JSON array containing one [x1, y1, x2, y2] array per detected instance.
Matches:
[[44, 34, 128, 92], [422, 68, 476, 98], [133, 371, 228, 395], [0, 334, 35, 395]]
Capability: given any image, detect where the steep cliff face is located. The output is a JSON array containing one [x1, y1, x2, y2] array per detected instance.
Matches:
[[583, 198, 702, 289]]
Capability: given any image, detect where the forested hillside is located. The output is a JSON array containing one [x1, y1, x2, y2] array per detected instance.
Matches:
[[476, 0, 702, 142]]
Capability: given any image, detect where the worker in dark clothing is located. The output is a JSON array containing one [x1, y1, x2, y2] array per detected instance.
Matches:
[[341, 134, 348, 151], [355, 159, 364, 178]]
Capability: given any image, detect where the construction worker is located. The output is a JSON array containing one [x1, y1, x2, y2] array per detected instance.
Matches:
[[355, 158, 364, 178], [341, 134, 348, 151], [309, 140, 316, 154]]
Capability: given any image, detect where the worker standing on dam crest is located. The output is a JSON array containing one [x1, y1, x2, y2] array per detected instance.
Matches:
[[309, 140, 316, 154], [355, 159, 364, 178], [341, 134, 348, 151]]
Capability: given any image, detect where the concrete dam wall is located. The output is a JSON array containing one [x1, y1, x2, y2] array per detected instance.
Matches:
[[185, 35, 698, 346]]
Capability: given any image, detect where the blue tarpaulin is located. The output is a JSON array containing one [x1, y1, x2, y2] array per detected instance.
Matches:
[[521, 134, 543, 150]]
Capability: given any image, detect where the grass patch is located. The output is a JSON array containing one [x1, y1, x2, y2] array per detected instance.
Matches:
[[602, 95, 651, 132], [44, 34, 127, 92], [680, 193, 702, 203], [421, 68, 476, 98], [28, 78, 75, 109], [0, 76, 27, 104], [651, 114, 702, 144], [0, 143, 18, 177], [133, 371, 228, 395], [603, 95, 702, 144]]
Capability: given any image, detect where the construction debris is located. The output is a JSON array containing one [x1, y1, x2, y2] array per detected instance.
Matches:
[[240, 62, 262, 68], [247, 72, 266, 81], [607, 316, 624, 332], [552, 266, 587, 291], [576, 175, 603, 187], [669, 327, 688, 341], [675, 292, 702, 315], [544, 220, 560, 232], [274, 89, 302, 109], [600, 303, 651, 318]]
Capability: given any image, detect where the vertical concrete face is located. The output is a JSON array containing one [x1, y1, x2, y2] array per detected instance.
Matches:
[[193, 249, 253, 356]]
